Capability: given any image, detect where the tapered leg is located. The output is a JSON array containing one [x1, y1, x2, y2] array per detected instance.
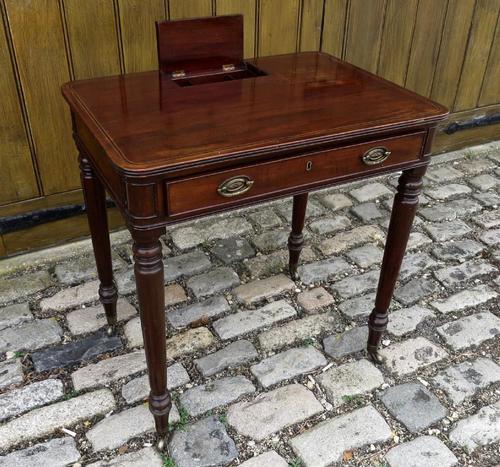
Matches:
[[367, 165, 427, 363], [79, 153, 118, 335], [288, 193, 309, 279], [131, 227, 170, 447]]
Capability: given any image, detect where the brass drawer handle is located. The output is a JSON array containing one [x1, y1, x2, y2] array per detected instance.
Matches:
[[217, 175, 254, 197], [362, 147, 391, 165]]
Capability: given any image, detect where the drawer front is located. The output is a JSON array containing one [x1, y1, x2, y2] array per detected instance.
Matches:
[[167, 132, 425, 216]]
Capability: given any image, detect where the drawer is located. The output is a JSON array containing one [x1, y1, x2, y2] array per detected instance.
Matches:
[[166, 132, 426, 216]]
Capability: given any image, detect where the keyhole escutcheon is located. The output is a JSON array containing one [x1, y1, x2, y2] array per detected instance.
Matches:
[[306, 160, 313, 172]]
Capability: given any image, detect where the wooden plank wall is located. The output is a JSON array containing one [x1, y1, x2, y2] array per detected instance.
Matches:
[[1, 0, 500, 255]]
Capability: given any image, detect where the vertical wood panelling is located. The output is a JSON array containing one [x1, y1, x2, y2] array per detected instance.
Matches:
[[344, 0, 386, 73], [64, 0, 122, 79], [479, 15, 500, 106], [454, 0, 500, 111], [405, 0, 448, 97], [216, 0, 257, 58], [118, 0, 166, 73], [258, 0, 301, 56], [377, 0, 418, 86], [431, 0, 475, 108], [0, 12, 39, 205], [4, 0, 79, 195], [321, 0, 347, 57], [169, 0, 213, 19], [299, 0, 324, 52]]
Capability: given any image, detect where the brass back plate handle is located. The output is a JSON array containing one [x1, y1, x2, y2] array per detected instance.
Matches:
[[217, 175, 254, 197], [362, 147, 391, 165]]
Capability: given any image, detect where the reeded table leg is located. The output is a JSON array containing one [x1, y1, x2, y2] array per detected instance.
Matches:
[[288, 193, 309, 279], [131, 227, 171, 448], [79, 153, 118, 335], [367, 165, 427, 363]]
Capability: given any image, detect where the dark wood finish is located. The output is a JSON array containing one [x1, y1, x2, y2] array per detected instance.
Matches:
[[288, 193, 309, 279], [367, 165, 427, 362], [61, 16, 448, 447], [78, 152, 118, 335]]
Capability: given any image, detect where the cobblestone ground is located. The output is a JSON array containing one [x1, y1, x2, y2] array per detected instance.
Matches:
[[0, 142, 499, 467]]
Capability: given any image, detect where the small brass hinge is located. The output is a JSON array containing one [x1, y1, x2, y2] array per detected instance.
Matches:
[[222, 64, 236, 72], [171, 70, 186, 79]]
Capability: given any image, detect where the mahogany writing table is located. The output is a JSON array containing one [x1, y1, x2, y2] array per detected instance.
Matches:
[[62, 15, 448, 448]]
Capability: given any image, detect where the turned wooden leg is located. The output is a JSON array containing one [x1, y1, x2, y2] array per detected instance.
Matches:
[[79, 153, 118, 335], [367, 165, 427, 363], [131, 227, 170, 447], [288, 193, 309, 279]]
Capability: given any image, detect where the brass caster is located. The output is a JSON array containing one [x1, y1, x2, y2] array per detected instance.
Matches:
[[289, 265, 298, 281], [106, 325, 115, 337], [157, 436, 169, 452], [368, 349, 384, 365]]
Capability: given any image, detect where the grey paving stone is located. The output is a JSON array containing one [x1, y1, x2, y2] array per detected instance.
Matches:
[[195, 340, 258, 377], [0, 319, 62, 353], [290, 404, 392, 467], [433, 358, 500, 405], [114, 268, 137, 295], [206, 217, 253, 241], [40, 280, 100, 312], [0, 271, 53, 305], [424, 220, 472, 242], [351, 202, 384, 221], [213, 300, 296, 340], [0, 389, 115, 451], [258, 312, 337, 352], [320, 192, 353, 210], [170, 226, 204, 250], [0, 378, 64, 422], [323, 326, 368, 359], [186, 267, 239, 298], [164, 283, 187, 307], [399, 253, 437, 281], [331, 270, 379, 299], [426, 183, 472, 200], [431, 239, 484, 261], [458, 156, 497, 174], [0, 437, 81, 467], [180, 375, 255, 417], [32, 331, 122, 372], [387, 306, 435, 336], [248, 208, 282, 229], [164, 250, 211, 282], [317, 359, 384, 406], [166, 327, 216, 359], [425, 165, 463, 183], [167, 296, 230, 329], [431, 284, 497, 313], [394, 278, 440, 306], [212, 237, 255, 264], [385, 436, 458, 467], [239, 450, 288, 467], [469, 173, 498, 190], [474, 208, 500, 229], [121, 362, 190, 404], [233, 274, 295, 305], [87, 447, 162, 467], [380, 337, 448, 376], [338, 292, 375, 319], [227, 383, 323, 441], [169, 416, 239, 467], [308, 215, 351, 235], [407, 232, 432, 251], [67, 299, 137, 336], [346, 244, 383, 268], [319, 225, 384, 255], [72, 350, 146, 391], [87, 403, 179, 451], [420, 204, 459, 222], [0, 359, 22, 390], [473, 191, 500, 207], [449, 401, 500, 451], [251, 347, 326, 388], [0, 303, 32, 331], [252, 230, 289, 253], [296, 286, 334, 313], [297, 258, 351, 285], [437, 312, 500, 350], [276, 198, 326, 220], [434, 260, 496, 287], [380, 382, 446, 433], [480, 228, 500, 245], [54, 253, 125, 286], [350, 183, 392, 202]]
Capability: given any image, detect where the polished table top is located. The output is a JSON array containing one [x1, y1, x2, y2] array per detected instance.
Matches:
[[62, 52, 448, 174]]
